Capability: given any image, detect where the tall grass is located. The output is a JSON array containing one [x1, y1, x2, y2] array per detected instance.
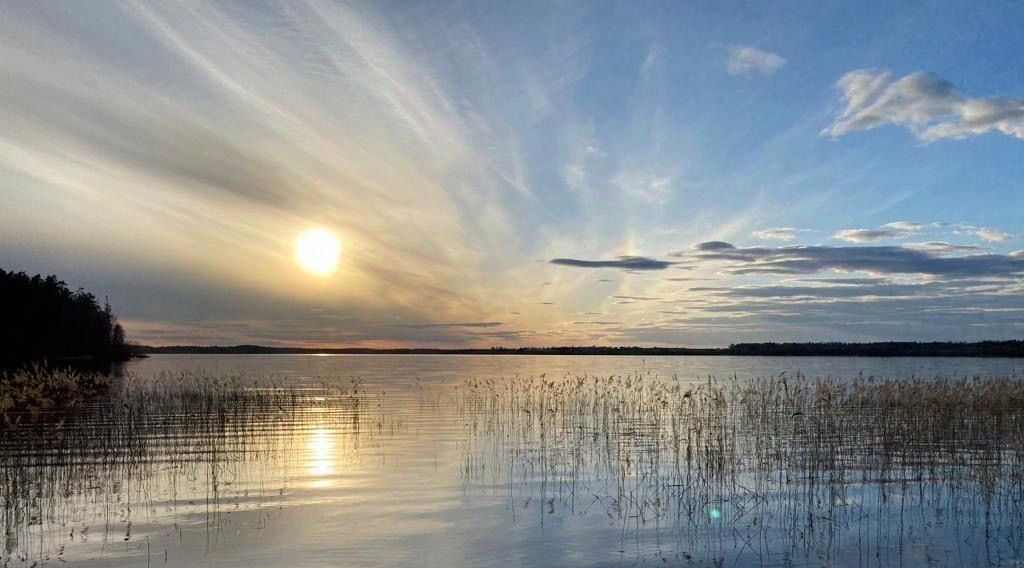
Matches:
[[4, 369, 1024, 565], [0, 371, 381, 565], [456, 373, 1024, 562], [0, 365, 111, 427]]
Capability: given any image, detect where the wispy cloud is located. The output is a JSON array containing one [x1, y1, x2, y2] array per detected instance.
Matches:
[[824, 69, 1024, 141], [393, 321, 504, 329], [753, 227, 804, 241], [726, 46, 786, 77]]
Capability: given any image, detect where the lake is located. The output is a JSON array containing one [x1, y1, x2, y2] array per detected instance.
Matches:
[[3, 354, 1024, 567]]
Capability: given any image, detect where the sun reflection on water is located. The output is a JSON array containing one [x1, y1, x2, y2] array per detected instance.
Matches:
[[307, 427, 336, 488]]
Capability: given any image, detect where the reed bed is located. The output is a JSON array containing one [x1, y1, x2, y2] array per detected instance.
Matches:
[[0, 365, 111, 427], [456, 373, 1024, 562], [0, 371, 382, 565], [5, 368, 1024, 565]]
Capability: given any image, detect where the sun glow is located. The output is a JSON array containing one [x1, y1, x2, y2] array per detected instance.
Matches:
[[295, 228, 341, 276]]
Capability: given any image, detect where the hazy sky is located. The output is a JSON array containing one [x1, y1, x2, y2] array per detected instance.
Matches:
[[2, 1, 1023, 347]]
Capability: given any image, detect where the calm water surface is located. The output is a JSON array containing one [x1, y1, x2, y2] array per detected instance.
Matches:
[[3, 354, 1024, 567]]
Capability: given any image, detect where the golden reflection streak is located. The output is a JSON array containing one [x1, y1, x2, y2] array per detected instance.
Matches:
[[306, 426, 336, 488]]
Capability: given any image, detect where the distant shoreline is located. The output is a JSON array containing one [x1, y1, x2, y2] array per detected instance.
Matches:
[[137, 341, 1024, 358]]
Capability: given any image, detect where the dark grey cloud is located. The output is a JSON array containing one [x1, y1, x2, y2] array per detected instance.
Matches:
[[550, 256, 674, 270], [690, 241, 735, 252], [611, 295, 660, 301], [689, 242, 1024, 278]]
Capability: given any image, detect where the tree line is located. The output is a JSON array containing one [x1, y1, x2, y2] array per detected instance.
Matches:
[[141, 341, 1024, 357], [1, 269, 129, 363]]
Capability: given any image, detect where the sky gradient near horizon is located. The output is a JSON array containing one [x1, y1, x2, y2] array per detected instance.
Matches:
[[2, 1, 1023, 347]]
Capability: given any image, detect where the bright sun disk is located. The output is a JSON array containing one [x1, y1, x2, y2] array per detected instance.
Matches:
[[295, 228, 341, 276]]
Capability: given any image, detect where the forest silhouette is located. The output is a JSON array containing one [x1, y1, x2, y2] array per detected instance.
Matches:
[[1, 269, 129, 363]]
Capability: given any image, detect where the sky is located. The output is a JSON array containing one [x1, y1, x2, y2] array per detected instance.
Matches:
[[2, 0, 1023, 348]]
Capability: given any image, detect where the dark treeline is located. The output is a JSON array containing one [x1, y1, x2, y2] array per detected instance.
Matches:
[[726, 341, 1024, 357], [1, 269, 129, 363], [141, 340, 1024, 358]]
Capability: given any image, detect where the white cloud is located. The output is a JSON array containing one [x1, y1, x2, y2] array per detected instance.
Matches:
[[824, 69, 1024, 141], [753, 227, 801, 241], [970, 227, 1013, 242], [726, 46, 786, 77]]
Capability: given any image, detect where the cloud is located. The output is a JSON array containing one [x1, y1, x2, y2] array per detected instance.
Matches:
[[688, 242, 1024, 278], [691, 241, 736, 252], [394, 321, 504, 329], [832, 221, 930, 242], [834, 221, 1013, 245], [903, 241, 986, 254], [834, 228, 909, 242], [549, 256, 675, 270], [752, 228, 803, 241], [824, 69, 1024, 141], [796, 277, 890, 286], [726, 46, 786, 77], [970, 227, 1013, 242]]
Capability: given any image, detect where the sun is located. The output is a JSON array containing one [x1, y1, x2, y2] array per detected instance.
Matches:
[[295, 228, 341, 276]]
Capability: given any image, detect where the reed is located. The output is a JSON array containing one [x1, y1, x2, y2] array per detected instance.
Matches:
[[456, 372, 1024, 561], [0, 365, 111, 427], [0, 371, 379, 564]]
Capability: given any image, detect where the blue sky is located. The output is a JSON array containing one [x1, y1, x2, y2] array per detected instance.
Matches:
[[1, 1, 1022, 346]]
